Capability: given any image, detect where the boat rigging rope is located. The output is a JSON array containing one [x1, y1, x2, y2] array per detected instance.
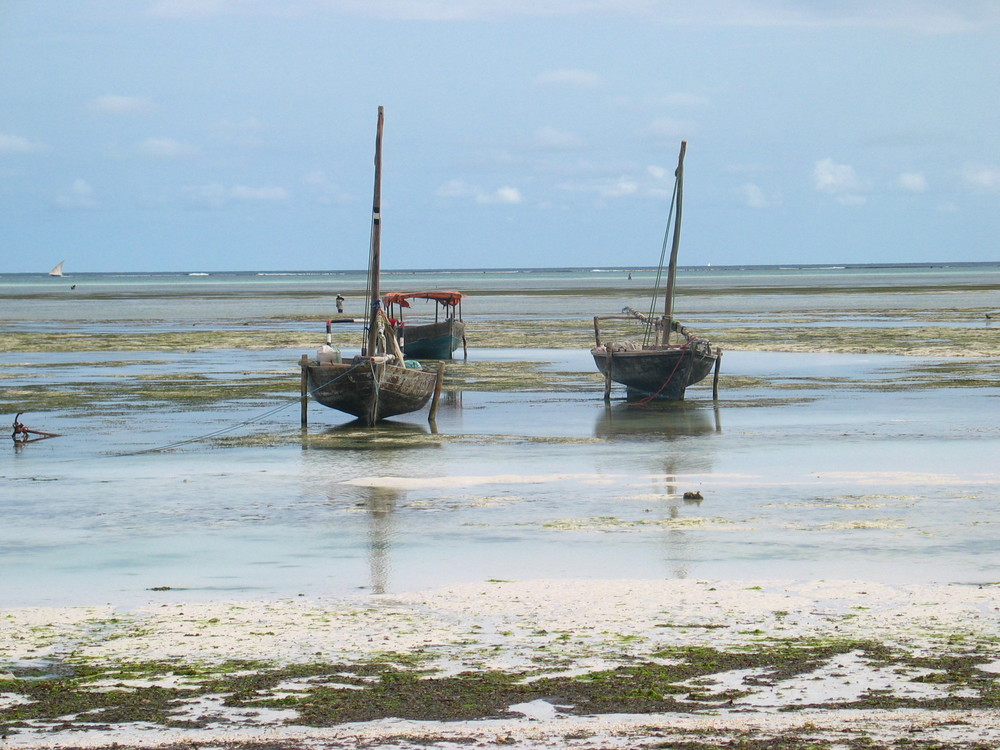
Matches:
[[114, 361, 366, 456], [644, 176, 680, 348], [368, 358, 380, 398]]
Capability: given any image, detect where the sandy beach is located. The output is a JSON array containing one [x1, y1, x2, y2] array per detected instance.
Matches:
[[4, 578, 1000, 747]]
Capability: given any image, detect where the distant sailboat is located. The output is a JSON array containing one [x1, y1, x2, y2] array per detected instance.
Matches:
[[48, 261, 65, 277]]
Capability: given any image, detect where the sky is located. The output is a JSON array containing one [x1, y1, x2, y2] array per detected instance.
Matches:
[[1, 1, 998, 273]]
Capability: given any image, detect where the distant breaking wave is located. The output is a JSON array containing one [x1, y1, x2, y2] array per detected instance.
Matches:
[[777, 266, 847, 271], [256, 272, 349, 276]]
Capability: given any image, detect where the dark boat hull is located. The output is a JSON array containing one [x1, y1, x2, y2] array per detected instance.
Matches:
[[591, 344, 717, 401], [400, 320, 465, 359], [306, 360, 438, 425]]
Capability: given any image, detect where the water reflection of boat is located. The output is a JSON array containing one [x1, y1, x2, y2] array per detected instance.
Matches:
[[300, 107, 443, 425], [302, 419, 443, 446], [382, 291, 467, 359], [591, 141, 721, 401], [593, 402, 721, 440], [326, 484, 402, 594]]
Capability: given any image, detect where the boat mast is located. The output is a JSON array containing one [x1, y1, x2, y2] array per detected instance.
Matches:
[[365, 106, 385, 357], [660, 140, 686, 346]]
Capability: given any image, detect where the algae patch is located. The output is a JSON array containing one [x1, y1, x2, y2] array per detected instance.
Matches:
[[4, 639, 1000, 735], [542, 516, 736, 532]]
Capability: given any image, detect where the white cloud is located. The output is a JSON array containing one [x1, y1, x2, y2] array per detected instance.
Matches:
[[557, 174, 650, 200], [435, 179, 476, 199], [152, 0, 640, 22], [184, 182, 290, 208], [148, 0, 240, 19], [0, 133, 46, 154], [743, 2, 1000, 34], [485, 186, 523, 204], [647, 165, 668, 180], [55, 179, 99, 210], [230, 185, 290, 201], [963, 165, 1000, 190], [536, 68, 604, 88], [139, 137, 200, 158], [435, 179, 523, 204], [600, 177, 638, 198], [896, 172, 929, 192], [737, 182, 775, 209], [642, 118, 697, 141], [814, 158, 867, 204], [145, 1, 1000, 33], [814, 158, 861, 193], [88, 95, 155, 115], [302, 170, 352, 204], [533, 126, 586, 150]]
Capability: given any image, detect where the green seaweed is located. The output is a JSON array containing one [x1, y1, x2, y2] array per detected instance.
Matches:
[[5, 638, 1000, 736]]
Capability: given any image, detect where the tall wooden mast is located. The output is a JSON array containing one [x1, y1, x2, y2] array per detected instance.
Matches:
[[660, 140, 686, 346], [365, 106, 385, 358]]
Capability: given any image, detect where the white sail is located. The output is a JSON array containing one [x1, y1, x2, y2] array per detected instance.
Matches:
[[49, 261, 65, 277]]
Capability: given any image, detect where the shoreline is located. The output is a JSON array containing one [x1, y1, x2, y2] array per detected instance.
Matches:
[[4, 578, 1000, 747], [6, 710, 1000, 749]]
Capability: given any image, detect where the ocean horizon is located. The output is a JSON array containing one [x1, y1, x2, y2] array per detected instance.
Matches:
[[5, 259, 1000, 278]]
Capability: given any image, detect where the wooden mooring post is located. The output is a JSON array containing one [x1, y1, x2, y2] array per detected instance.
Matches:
[[428, 360, 445, 422], [712, 350, 722, 401], [603, 347, 613, 401], [299, 354, 310, 426]]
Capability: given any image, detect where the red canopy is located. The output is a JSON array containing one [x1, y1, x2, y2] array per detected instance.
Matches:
[[382, 291, 463, 308]]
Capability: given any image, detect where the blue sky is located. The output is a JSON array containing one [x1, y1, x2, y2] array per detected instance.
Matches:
[[1, 1, 998, 272]]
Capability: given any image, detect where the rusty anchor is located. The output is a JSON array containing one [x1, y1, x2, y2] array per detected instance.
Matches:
[[11, 413, 61, 443]]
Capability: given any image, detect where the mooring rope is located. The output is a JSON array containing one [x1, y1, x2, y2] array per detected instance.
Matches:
[[628, 342, 690, 407], [114, 361, 365, 456], [644, 176, 680, 348]]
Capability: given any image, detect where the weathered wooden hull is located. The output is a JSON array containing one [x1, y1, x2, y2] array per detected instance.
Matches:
[[591, 344, 717, 401], [306, 360, 438, 425], [400, 319, 466, 359]]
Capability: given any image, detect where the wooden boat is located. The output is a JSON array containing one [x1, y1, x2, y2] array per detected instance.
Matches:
[[382, 290, 467, 359], [301, 107, 442, 425], [591, 141, 721, 401], [48, 261, 65, 277]]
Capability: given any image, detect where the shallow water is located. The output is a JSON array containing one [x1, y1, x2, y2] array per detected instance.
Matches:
[[3, 343, 998, 608], [3, 264, 999, 608], [4, 263, 1000, 319]]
